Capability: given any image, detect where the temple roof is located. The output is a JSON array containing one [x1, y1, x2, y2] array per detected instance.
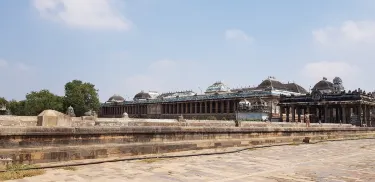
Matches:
[[205, 81, 230, 94], [312, 77, 334, 92], [107, 94, 125, 103], [284, 83, 308, 94], [257, 77, 287, 90], [158, 90, 196, 99], [134, 91, 151, 100]]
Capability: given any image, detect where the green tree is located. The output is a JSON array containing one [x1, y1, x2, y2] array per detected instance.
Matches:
[[23, 89, 64, 116], [0, 97, 8, 106], [7, 100, 26, 116], [64, 80, 100, 117]]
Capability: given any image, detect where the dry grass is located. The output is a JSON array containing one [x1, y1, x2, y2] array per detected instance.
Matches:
[[0, 164, 45, 181]]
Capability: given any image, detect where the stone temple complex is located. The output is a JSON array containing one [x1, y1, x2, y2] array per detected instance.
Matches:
[[99, 76, 375, 126], [279, 77, 375, 126], [99, 76, 308, 120]]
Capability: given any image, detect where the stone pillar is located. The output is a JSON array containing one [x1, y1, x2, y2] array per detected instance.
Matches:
[[291, 106, 295, 122], [369, 106, 373, 127], [286, 107, 290, 122], [342, 105, 347, 124], [363, 105, 367, 126], [194, 102, 197, 114], [190, 103, 193, 114], [330, 108, 334, 123], [279, 106, 284, 122], [204, 101, 208, 114], [324, 105, 328, 123], [221, 101, 225, 114], [210, 101, 213, 113], [306, 107, 310, 123], [358, 105, 362, 126], [199, 102, 203, 114], [226, 100, 230, 113], [215, 101, 219, 113], [335, 108, 339, 123], [368, 106, 371, 127], [297, 107, 301, 123]]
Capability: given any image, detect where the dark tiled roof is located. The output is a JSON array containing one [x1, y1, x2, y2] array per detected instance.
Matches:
[[107, 95, 125, 102], [257, 79, 287, 90], [284, 83, 308, 94], [134, 91, 151, 100], [313, 80, 334, 91]]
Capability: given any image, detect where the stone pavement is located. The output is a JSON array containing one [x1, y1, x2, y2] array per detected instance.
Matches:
[[8, 139, 375, 182]]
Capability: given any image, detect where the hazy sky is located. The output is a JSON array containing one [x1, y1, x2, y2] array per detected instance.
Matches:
[[1, 0, 374, 102]]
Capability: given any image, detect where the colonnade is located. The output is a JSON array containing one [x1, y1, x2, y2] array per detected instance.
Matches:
[[101, 104, 148, 116], [161, 100, 238, 115], [100, 100, 240, 117], [279, 104, 373, 126]]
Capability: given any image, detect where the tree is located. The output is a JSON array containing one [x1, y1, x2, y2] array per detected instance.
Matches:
[[64, 80, 100, 117], [0, 97, 7, 105], [7, 100, 26, 116], [23, 89, 64, 116]]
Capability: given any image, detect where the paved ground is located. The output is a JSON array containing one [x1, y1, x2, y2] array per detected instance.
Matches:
[[9, 139, 375, 182]]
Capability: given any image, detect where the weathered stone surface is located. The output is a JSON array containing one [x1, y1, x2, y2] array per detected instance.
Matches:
[[37, 110, 72, 127], [8, 139, 375, 182], [0, 116, 37, 127], [0, 126, 374, 165]]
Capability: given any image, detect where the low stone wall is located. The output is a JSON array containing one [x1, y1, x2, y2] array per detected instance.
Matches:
[[0, 126, 374, 165], [0, 116, 37, 127], [95, 119, 236, 127], [0, 115, 356, 128]]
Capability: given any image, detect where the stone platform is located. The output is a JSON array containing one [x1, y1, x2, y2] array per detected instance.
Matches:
[[0, 126, 374, 165], [7, 139, 375, 182]]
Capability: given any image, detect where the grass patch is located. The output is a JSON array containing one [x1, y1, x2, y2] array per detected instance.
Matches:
[[290, 142, 300, 146], [139, 158, 164, 164], [0, 164, 45, 181], [59, 166, 77, 171]]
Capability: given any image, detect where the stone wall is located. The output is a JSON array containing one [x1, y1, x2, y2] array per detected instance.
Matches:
[[0, 116, 37, 127], [0, 126, 374, 165], [0, 115, 355, 128]]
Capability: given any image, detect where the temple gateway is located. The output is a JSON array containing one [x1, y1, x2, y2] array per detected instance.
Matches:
[[278, 77, 375, 126]]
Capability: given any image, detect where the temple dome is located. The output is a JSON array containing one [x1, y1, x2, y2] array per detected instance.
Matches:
[[205, 81, 230, 94], [312, 77, 334, 92], [257, 77, 286, 90], [107, 94, 125, 103], [134, 91, 152, 101], [284, 83, 308, 94]]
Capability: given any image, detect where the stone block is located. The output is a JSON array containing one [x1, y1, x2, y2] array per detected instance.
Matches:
[[37, 110, 72, 127]]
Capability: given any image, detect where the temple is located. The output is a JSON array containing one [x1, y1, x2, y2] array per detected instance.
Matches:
[[100, 76, 307, 120], [100, 76, 375, 125], [278, 77, 375, 126]]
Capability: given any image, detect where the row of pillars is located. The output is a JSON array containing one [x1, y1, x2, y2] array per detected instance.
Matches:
[[280, 104, 373, 126], [101, 105, 147, 116], [100, 100, 241, 116], [162, 100, 238, 114]]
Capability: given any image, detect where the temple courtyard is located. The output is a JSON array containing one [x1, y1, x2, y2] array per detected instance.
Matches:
[[7, 139, 375, 182]]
